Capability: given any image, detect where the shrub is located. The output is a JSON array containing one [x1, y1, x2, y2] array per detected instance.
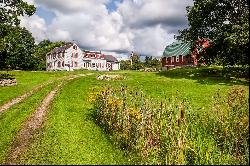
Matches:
[[0, 73, 15, 80]]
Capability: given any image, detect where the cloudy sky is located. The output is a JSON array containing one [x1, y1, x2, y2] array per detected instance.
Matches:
[[21, 0, 193, 59]]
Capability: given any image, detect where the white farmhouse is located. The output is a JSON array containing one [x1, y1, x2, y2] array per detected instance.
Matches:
[[46, 42, 120, 71]]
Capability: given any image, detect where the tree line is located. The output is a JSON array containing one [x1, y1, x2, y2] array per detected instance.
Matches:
[[0, 0, 249, 71], [120, 55, 161, 70]]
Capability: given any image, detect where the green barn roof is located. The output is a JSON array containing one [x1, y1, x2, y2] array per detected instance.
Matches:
[[163, 41, 192, 57]]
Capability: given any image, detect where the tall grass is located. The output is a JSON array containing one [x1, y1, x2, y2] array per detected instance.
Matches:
[[89, 85, 249, 164]]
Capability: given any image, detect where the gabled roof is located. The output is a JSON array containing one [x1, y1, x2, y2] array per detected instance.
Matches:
[[103, 55, 118, 62], [163, 41, 191, 57], [48, 42, 73, 54]]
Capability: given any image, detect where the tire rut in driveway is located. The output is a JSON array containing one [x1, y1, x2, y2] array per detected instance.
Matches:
[[5, 74, 90, 164]]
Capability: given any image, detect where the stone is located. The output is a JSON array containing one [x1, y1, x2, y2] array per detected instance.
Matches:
[[0, 79, 17, 86], [96, 74, 123, 81]]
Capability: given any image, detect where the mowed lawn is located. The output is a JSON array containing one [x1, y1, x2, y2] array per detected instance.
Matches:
[[0, 71, 69, 105], [0, 82, 56, 163], [0, 68, 248, 164], [17, 75, 132, 164]]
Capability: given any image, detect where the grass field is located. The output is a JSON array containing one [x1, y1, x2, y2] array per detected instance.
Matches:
[[0, 71, 68, 105], [0, 82, 56, 163], [0, 67, 248, 164]]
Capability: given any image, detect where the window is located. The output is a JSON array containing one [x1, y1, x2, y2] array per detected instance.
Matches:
[[58, 61, 61, 67], [75, 53, 78, 58], [90, 54, 95, 58], [62, 61, 64, 67], [92, 63, 96, 68], [73, 45, 77, 50], [176, 55, 179, 62], [172, 56, 175, 63], [182, 56, 184, 62], [166, 57, 168, 63], [74, 62, 78, 67]]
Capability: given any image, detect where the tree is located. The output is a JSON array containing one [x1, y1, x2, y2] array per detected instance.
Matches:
[[144, 56, 161, 69], [0, 0, 36, 70], [131, 60, 143, 70], [144, 56, 152, 67], [0, 25, 35, 70], [120, 60, 131, 70], [177, 0, 249, 66], [0, 0, 36, 26]]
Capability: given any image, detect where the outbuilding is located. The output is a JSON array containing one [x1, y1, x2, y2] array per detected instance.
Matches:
[[161, 39, 210, 70]]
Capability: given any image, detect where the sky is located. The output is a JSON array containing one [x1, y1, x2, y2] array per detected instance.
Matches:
[[21, 0, 193, 59]]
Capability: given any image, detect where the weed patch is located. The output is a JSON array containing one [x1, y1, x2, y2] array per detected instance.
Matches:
[[90, 85, 249, 164]]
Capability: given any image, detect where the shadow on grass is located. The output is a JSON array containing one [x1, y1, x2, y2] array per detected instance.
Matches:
[[85, 108, 141, 165], [156, 66, 249, 86]]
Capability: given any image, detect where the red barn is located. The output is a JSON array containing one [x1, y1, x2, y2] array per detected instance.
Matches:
[[161, 39, 210, 70]]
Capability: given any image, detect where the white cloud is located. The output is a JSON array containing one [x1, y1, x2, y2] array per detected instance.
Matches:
[[132, 25, 176, 56], [117, 0, 192, 28], [21, 0, 193, 57], [20, 14, 47, 43], [46, 10, 133, 52], [23, 0, 35, 5]]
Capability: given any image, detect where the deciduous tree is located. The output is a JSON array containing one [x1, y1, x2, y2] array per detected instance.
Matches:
[[0, 0, 36, 70], [177, 0, 249, 66], [0, 25, 35, 70]]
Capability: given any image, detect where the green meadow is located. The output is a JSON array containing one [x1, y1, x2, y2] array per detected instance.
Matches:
[[0, 67, 248, 164]]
